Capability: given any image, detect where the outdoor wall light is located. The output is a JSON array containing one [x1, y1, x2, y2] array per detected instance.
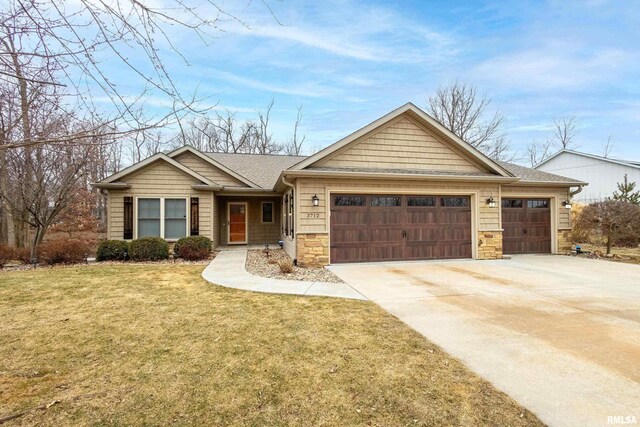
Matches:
[[563, 200, 572, 209], [312, 194, 320, 207], [486, 197, 496, 208]]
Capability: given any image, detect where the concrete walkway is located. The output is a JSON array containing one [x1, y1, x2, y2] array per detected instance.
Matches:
[[201, 249, 367, 300], [329, 255, 640, 427]]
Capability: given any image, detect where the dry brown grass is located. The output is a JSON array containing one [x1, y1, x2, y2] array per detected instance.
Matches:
[[0, 265, 542, 426], [577, 243, 640, 265]]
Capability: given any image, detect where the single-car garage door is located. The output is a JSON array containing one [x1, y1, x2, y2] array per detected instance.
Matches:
[[501, 198, 551, 254], [330, 194, 472, 263]]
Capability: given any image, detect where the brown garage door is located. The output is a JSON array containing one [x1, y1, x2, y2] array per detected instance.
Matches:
[[502, 198, 551, 254], [330, 194, 472, 263]]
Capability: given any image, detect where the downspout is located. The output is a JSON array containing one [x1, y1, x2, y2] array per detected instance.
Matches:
[[569, 185, 584, 198]]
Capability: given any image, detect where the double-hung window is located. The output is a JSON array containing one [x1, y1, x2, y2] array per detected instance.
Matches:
[[138, 198, 161, 238], [164, 199, 187, 239], [137, 197, 187, 240]]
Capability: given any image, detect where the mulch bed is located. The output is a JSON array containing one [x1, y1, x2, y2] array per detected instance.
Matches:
[[246, 249, 343, 283], [0, 251, 218, 273]]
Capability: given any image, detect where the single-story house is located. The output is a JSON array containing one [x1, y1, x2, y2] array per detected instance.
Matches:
[[535, 149, 639, 203], [95, 103, 585, 266]]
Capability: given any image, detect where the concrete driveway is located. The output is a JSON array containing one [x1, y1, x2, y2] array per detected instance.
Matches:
[[329, 255, 640, 427]]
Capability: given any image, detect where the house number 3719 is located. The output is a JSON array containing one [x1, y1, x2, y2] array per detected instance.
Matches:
[[306, 213, 320, 219]]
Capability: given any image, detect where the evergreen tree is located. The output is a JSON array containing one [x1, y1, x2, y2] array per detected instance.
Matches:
[[613, 174, 640, 205]]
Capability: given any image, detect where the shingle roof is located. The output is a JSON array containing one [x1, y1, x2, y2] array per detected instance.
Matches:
[[206, 152, 306, 189], [204, 152, 584, 189], [497, 161, 585, 184]]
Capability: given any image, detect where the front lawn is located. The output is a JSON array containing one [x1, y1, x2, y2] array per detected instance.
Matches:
[[0, 265, 541, 426]]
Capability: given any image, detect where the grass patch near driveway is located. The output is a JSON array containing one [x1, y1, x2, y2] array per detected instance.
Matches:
[[0, 265, 541, 426]]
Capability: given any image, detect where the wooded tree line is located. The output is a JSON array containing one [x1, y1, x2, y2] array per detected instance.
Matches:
[[0, 0, 287, 253]]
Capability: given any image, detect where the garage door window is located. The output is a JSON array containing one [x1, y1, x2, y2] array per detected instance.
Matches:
[[502, 199, 523, 208], [441, 197, 469, 207], [371, 196, 401, 207], [527, 199, 549, 208], [407, 196, 436, 207], [334, 195, 365, 206]]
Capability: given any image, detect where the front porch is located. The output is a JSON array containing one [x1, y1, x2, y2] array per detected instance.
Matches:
[[216, 195, 282, 247]]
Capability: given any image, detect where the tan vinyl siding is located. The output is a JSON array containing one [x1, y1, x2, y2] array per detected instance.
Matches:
[[212, 195, 219, 247], [107, 160, 213, 240], [317, 116, 486, 173], [502, 185, 572, 229], [174, 151, 247, 187], [295, 177, 500, 234], [218, 197, 281, 245]]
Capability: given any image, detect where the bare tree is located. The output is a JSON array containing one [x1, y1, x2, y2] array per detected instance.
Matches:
[[177, 100, 305, 155], [285, 105, 306, 155], [575, 200, 640, 254], [427, 81, 508, 159], [552, 116, 578, 150], [0, 0, 274, 150], [526, 139, 553, 167]]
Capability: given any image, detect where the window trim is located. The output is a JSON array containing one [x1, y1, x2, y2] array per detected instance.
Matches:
[[283, 190, 294, 238], [134, 196, 189, 241], [261, 201, 274, 224]]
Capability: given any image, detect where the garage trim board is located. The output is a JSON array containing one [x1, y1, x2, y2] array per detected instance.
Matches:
[[329, 193, 474, 263]]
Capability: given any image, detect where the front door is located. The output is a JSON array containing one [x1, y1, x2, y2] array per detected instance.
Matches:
[[228, 202, 247, 244]]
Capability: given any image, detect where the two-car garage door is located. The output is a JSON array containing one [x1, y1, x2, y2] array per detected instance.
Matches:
[[329, 194, 553, 263], [330, 194, 472, 263]]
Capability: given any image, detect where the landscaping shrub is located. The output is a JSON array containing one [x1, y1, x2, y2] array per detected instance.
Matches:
[[0, 244, 17, 268], [277, 258, 294, 274], [129, 237, 169, 261], [575, 200, 640, 254], [96, 240, 130, 261], [174, 236, 212, 260], [38, 238, 91, 265]]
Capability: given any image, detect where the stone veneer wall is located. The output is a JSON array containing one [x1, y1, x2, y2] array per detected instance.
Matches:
[[477, 231, 503, 260], [557, 230, 573, 254], [296, 233, 329, 267]]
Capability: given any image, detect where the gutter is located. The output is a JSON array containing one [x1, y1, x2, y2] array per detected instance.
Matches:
[[192, 184, 223, 191], [92, 182, 131, 190], [282, 169, 520, 183], [503, 180, 588, 187]]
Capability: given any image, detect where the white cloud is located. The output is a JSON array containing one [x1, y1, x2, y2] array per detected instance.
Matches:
[[471, 44, 636, 91], [207, 70, 334, 98]]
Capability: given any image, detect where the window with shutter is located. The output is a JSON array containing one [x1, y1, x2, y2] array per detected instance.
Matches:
[[123, 196, 133, 239], [190, 198, 199, 236]]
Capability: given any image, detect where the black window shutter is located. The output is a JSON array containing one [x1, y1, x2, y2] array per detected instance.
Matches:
[[123, 196, 133, 239], [190, 197, 199, 236]]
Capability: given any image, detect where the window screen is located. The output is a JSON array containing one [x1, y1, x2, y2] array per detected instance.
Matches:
[[138, 198, 161, 237], [164, 198, 186, 240]]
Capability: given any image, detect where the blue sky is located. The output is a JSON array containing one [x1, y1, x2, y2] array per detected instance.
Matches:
[[98, 0, 640, 162]]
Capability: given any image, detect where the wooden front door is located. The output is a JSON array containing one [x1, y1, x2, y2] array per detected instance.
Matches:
[[228, 202, 247, 244], [501, 198, 551, 254], [330, 194, 472, 263]]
